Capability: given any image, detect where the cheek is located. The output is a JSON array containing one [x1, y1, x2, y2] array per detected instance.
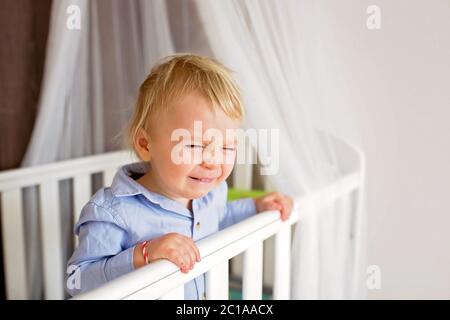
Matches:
[[155, 150, 192, 180], [168, 163, 194, 181], [220, 163, 235, 181]]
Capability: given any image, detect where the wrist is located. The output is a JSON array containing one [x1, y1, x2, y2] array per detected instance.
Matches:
[[253, 198, 260, 213], [133, 241, 149, 269]]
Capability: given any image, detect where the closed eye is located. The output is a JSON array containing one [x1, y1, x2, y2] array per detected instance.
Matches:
[[186, 144, 203, 149], [185, 144, 235, 151]]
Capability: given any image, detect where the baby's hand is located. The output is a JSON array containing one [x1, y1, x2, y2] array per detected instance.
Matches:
[[254, 192, 294, 221], [145, 233, 201, 273]]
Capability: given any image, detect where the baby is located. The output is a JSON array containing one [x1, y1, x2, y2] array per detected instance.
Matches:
[[66, 54, 293, 300]]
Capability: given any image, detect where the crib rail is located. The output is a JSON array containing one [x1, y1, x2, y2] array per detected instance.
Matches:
[[0, 135, 363, 300], [0, 151, 137, 300], [73, 171, 361, 300]]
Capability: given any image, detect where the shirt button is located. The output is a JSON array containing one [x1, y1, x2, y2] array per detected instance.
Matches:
[[203, 292, 207, 300], [196, 222, 201, 230]]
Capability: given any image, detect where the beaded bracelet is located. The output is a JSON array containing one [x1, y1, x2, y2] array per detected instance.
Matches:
[[141, 240, 149, 265]]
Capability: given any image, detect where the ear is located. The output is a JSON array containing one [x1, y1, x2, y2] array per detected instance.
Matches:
[[134, 128, 152, 161]]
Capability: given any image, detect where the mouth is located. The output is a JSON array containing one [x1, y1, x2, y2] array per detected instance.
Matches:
[[188, 176, 215, 184]]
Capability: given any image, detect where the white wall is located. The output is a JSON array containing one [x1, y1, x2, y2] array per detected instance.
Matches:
[[309, 0, 450, 298]]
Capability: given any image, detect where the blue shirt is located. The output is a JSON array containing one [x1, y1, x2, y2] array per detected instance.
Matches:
[[66, 161, 256, 299]]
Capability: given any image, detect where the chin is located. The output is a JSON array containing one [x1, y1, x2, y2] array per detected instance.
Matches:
[[185, 187, 213, 199], [189, 190, 209, 199]]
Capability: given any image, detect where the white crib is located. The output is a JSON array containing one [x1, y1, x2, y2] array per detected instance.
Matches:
[[0, 135, 364, 300]]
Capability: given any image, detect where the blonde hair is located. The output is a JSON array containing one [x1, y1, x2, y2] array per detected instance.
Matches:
[[125, 54, 244, 156]]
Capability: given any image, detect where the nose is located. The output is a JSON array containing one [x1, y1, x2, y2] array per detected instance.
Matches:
[[198, 161, 221, 179], [200, 162, 216, 171], [201, 155, 218, 169]]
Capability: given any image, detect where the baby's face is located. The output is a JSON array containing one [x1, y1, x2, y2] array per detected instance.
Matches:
[[148, 91, 239, 201]]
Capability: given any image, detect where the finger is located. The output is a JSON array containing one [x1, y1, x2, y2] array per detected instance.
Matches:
[[274, 201, 285, 220], [285, 197, 294, 216], [186, 247, 197, 270], [265, 194, 284, 206], [263, 192, 283, 202], [168, 247, 190, 272], [263, 200, 277, 210], [186, 237, 202, 262], [262, 193, 291, 220], [175, 255, 188, 273], [286, 197, 294, 216], [177, 242, 196, 270], [279, 197, 293, 221], [181, 253, 191, 272], [274, 198, 288, 221], [182, 236, 201, 263], [262, 199, 281, 211], [192, 242, 201, 262]]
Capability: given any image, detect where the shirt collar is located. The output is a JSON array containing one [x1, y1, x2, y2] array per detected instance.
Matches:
[[110, 161, 195, 218]]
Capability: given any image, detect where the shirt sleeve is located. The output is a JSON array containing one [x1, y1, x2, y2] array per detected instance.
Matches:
[[218, 181, 257, 230], [66, 202, 135, 297]]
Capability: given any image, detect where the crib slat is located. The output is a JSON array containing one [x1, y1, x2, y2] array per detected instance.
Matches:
[[1, 189, 28, 299], [206, 260, 229, 300], [273, 225, 291, 299], [243, 242, 263, 299], [230, 143, 254, 282], [334, 195, 352, 298], [39, 181, 64, 299], [233, 143, 253, 189], [232, 164, 252, 189], [103, 168, 116, 187], [73, 174, 91, 246], [159, 285, 184, 300]]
